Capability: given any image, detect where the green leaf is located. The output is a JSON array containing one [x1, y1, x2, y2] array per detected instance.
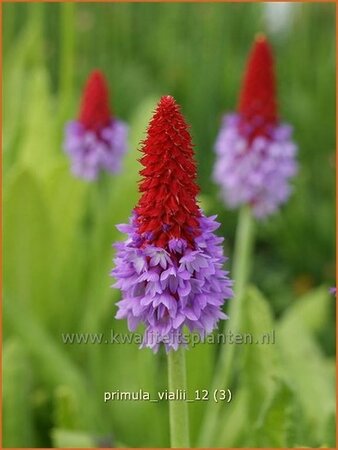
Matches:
[[283, 286, 332, 334], [17, 67, 61, 176], [277, 310, 335, 445], [217, 286, 278, 447], [99, 335, 169, 447], [53, 385, 80, 431], [45, 162, 89, 264], [51, 429, 96, 448], [3, 7, 44, 166], [216, 388, 249, 447], [3, 168, 56, 323], [43, 162, 89, 331], [3, 298, 103, 433], [3, 339, 36, 447], [255, 381, 302, 448], [323, 412, 336, 448], [240, 286, 278, 425]]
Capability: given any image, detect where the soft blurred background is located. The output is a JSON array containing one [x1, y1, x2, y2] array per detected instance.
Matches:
[[2, 2, 336, 448]]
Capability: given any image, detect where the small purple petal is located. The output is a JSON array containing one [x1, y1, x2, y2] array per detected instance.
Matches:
[[64, 119, 128, 180], [213, 113, 298, 218], [111, 212, 233, 352]]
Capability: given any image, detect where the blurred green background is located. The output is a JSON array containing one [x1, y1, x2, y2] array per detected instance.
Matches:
[[2, 2, 336, 448]]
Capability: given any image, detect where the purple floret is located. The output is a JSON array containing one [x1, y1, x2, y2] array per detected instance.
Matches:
[[111, 212, 233, 352], [213, 114, 298, 218], [64, 119, 128, 180]]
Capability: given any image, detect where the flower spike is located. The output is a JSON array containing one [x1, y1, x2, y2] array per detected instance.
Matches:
[[213, 35, 298, 218], [112, 96, 233, 352], [64, 69, 127, 180]]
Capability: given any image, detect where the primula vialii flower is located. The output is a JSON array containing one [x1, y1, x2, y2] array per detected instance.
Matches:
[[213, 35, 298, 218], [111, 96, 233, 352], [64, 70, 127, 180]]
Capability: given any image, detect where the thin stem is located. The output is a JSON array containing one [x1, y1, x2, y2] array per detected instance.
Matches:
[[198, 205, 255, 446], [231, 205, 255, 302], [167, 348, 190, 448], [59, 2, 75, 122]]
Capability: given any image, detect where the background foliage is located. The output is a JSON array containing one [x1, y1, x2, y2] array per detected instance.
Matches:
[[3, 2, 336, 448]]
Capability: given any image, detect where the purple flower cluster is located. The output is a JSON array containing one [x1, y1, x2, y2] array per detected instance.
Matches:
[[111, 212, 233, 352], [213, 114, 298, 218], [64, 119, 127, 180]]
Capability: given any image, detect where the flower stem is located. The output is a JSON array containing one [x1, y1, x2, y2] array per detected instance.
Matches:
[[198, 205, 255, 446], [231, 204, 255, 303], [167, 348, 190, 448], [59, 2, 75, 122]]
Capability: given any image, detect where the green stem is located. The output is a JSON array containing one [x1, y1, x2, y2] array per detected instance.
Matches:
[[198, 205, 255, 446], [167, 348, 190, 448], [231, 205, 255, 302], [59, 3, 75, 122]]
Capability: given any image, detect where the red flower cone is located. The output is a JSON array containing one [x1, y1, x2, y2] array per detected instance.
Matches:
[[238, 34, 277, 139], [136, 95, 201, 248], [79, 70, 111, 132]]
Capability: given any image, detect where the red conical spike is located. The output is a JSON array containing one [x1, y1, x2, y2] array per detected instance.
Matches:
[[135, 96, 201, 248], [238, 35, 278, 138], [79, 70, 111, 131]]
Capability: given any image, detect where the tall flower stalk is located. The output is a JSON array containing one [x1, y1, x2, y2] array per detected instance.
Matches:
[[199, 35, 298, 446], [111, 96, 233, 447], [168, 348, 190, 447]]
